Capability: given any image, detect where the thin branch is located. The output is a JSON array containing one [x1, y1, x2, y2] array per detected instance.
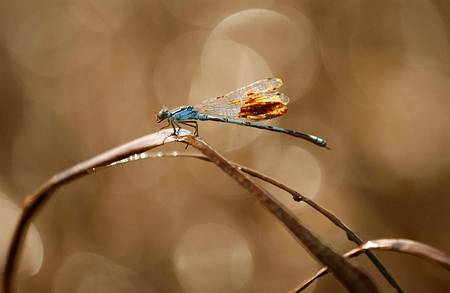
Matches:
[[236, 165, 402, 292], [181, 135, 378, 292], [3, 129, 190, 293], [293, 239, 450, 292], [100, 151, 402, 292], [3, 130, 377, 293]]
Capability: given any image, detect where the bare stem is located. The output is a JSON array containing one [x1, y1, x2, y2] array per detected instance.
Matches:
[[3, 130, 377, 293], [293, 239, 450, 292], [2, 129, 189, 293], [182, 136, 378, 292], [101, 151, 401, 292]]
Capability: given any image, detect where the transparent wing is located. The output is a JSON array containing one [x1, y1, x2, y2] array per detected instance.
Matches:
[[193, 77, 288, 119], [198, 77, 286, 106], [220, 77, 284, 103], [194, 91, 289, 121]]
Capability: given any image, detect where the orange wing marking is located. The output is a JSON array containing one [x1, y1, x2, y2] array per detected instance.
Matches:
[[238, 95, 288, 121]]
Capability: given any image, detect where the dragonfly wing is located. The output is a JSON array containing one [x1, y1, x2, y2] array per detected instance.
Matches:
[[197, 77, 285, 108], [238, 92, 289, 121], [194, 91, 289, 121], [222, 77, 284, 102], [194, 101, 242, 118]]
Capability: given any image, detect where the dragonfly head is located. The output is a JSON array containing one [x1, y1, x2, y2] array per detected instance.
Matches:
[[157, 107, 170, 122]]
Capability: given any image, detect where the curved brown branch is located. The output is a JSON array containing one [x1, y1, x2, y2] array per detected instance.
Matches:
[[2, 129, 190, 293], [3, 130, 378, 293], [293, 239, 450, 292], [181, 136, 378, 293], [102, 151, 401, 292], [233, 165, 402, 292]]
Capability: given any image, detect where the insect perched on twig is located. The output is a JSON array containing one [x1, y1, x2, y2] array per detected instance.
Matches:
[[157, 78, 329, 148]]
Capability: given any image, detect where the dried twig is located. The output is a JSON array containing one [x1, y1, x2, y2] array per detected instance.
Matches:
[[102, 151, 402, 292], [181, 135, 378, 292], [2, 129, 377, 293], [293, 239, 450, 292], [3, 129, 189, 293]]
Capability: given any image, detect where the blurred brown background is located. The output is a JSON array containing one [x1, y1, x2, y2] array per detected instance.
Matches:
[[0, 0, 449, 292]]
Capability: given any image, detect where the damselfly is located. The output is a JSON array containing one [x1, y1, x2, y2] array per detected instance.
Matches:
[[157, 78, 328, 148]]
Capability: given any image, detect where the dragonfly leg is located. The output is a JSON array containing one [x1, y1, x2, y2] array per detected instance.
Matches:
[[191, 121, 199, 135], [173, 120, 183, 135], [159, 119, 171, 130], [182, 141, 190, 150], [180, 121, 199, 136], [169, 120, 178, 135], [172, 121, 191, 149]]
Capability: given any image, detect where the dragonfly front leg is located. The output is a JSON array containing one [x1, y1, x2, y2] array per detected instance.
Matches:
[[172, 120, 191, 149], [160, 119, 171, 130], [161, 119, 177, 144], [169, 119, 179, 135]]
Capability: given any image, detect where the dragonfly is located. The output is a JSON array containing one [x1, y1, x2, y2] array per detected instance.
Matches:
[[157, 78, 328, 148]]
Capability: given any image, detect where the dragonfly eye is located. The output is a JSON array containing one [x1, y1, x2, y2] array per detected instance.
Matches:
[[157, 108, 169, 122]]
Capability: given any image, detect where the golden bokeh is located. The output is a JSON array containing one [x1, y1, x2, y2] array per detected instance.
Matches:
[[0, 0, 449, 292]]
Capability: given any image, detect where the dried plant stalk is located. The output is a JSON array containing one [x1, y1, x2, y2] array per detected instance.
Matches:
[[294, 239, 450, 292], [181, 135, 378, 293], [2, 129, 377, 293], [116, 151, 401, 292], [3, 129, 188, 293]]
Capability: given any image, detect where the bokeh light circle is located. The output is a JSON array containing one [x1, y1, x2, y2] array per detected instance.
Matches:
[[159, 0, 275, 27], [206, 8, 320, 100], [254, 143, 322, 210], [53, 252, 151, 293], [195, 38, 273, 152], [0, 193, 43, 277], [173, 223, 253, 293]]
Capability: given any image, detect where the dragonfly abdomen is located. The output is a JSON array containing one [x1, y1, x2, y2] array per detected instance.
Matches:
[[196, 115, 327, 148]]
